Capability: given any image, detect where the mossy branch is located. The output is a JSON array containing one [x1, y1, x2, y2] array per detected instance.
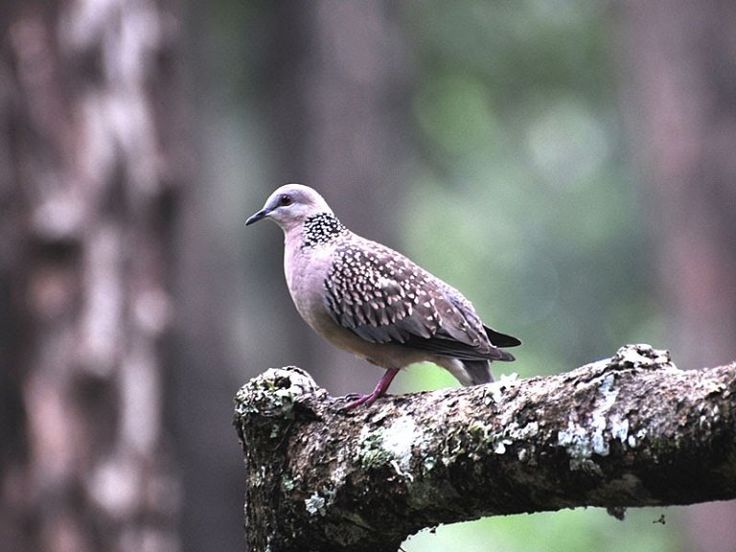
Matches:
[[233, 344, 736, 552]]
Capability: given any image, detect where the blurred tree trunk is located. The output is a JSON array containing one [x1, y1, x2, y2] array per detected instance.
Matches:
[[262, 0, 413, 395], [167, 3, 248, 550], [618, 2, 736, 550], [0, 1, 186, 551]]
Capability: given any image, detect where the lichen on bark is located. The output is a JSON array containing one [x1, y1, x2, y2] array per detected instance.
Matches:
[[234, 345, 736, 552]]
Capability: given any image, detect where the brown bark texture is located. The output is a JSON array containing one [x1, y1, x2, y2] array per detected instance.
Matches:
[[0, 1, 186, 551], [234, 344, 736, 552]]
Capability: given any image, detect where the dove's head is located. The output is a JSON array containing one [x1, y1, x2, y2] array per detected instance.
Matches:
[[245, 184, 333, 233]]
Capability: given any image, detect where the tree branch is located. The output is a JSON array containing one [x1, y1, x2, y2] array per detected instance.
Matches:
[[233, 344, 736, 552]]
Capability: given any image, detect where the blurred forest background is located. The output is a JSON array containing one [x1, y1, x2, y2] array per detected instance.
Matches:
[[2, 1, 736, 551]]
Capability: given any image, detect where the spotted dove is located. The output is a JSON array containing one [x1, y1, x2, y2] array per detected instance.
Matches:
[[246, 184, 520, 409]]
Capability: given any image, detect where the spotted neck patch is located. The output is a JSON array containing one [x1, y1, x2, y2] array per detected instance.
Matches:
[[302, 213, 347, 248]]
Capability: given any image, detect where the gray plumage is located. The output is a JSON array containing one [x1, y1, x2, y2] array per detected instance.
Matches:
[[246, 184, 520, 408]]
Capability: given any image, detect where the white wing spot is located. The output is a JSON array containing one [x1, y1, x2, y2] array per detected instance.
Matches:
[[376, 276, 397, 289]]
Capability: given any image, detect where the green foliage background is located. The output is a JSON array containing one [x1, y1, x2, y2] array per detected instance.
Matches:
[[395, 2, 680, 550]]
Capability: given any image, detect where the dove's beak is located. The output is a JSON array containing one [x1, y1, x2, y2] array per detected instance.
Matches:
[[245, 208, 269, 226]]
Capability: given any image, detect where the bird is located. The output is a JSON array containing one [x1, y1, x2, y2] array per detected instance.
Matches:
[[245, 184, 520, 409]]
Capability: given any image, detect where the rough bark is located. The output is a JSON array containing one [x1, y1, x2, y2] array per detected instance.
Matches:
[[0, 1, 186, 550], [234, 344, 736, 552]]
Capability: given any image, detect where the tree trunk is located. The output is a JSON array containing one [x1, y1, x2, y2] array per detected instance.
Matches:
[[234, 345, 736, 551], [0, 1, 186, 550], [617, 2, 736, 549]]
